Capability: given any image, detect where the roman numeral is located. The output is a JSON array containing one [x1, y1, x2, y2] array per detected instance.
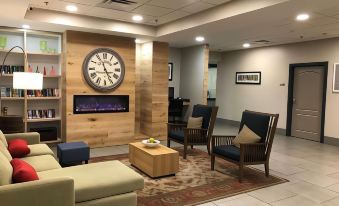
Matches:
[[89, 67, 95, 70], [91, 60, 97, 64], [114, 62, 119, 65], [115, 68, 121, 72], [113, 73, 119, 79], [110, 55, 114, 61], [109, 78, 113, 84], [103, 53, 107, 60], [90, 73, 97, 79], [96, 77, 101, 85], [104, 80, 107, 86], [96, 54, 101, 61]]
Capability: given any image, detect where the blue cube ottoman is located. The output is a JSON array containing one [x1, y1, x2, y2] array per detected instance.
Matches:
[[57, 142, 90, 167]]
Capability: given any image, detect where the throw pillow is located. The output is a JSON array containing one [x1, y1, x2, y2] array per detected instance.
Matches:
[[187, 117, 203, 128], [0, 130, 7, 147], [8, 139, 30, 158], [10, 159, 39, 183], [0, 141, 12, 161], [232, 125, 261, 148]]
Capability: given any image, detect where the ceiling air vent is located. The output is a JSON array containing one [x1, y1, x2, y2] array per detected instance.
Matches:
[[254, 40, 271, 43], [101, 0, 137, 5]]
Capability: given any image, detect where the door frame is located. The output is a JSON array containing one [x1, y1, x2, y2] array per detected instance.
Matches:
[[286, 62, 328, 143]]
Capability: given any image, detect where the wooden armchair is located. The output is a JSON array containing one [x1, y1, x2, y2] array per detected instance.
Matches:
[[211, 110, 279, 182], [167, 104, 218, 159]]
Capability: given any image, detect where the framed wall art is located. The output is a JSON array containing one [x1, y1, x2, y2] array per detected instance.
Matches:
[[235, 71, 261, 85]]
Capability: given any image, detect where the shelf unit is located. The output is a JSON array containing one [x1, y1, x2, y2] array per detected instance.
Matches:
[[0, 27, 63, 143]]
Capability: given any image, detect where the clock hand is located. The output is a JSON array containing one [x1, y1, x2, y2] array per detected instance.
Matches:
[[102, 62, 112, 79]]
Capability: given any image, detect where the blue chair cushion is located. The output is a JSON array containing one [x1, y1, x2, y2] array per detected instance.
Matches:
[[239, 111, 270, 143], [214, 145, 240, 161], [168, 129, 184, 142], [192, 105, 212, 129]]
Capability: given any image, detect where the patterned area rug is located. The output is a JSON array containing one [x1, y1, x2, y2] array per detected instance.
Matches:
[[90, 148, 287, 206]]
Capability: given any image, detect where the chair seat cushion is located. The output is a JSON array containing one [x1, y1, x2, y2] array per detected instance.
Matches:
[[20, 155, 61, 172], [168, 129, 184, 142], [214, 145, 240, 161], [27, 144, 54, 157], [37, 161, 144, 203]]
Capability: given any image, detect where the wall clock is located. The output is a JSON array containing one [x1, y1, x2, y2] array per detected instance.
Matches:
[[82, 48, 125, 92]]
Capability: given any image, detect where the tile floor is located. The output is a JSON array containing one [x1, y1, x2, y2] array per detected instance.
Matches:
[[55, 121, 339, 206]]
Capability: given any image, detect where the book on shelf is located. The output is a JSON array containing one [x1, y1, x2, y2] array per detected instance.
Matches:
[[27, 88, 59, 97], [0, 87, 24, 97], [27, 109, 56, 119], [0, 65, 24, 74]]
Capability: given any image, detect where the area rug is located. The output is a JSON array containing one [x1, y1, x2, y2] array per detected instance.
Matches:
[[90, 148, 287, 206]]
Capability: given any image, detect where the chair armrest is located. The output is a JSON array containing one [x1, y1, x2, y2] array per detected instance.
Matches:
[[4, 132, 40, 145], [239, 143, 266, 162], [212, 135, 236, 149], [0, 177, 74, 206], [183, 128, 208, 143], [167, 122, 187, 131]]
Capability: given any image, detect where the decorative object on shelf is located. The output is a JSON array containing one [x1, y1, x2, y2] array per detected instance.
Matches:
[[35, 65, 39, 73], [40, 40, 47, 53], [2, 106, 8, 116], [142, 138, 160, 148], [0, 36, 7, 50], [333, 63, 339, 92], [82, 48, 125, 92], [49, 66, 56, 76], [43, 66, 47, 75], [235, 71, 261, 85], [168, 62, 173, 81], [27, 109, 55, 119], [0, 46, 44, 114], [28, 65, 33, 72]]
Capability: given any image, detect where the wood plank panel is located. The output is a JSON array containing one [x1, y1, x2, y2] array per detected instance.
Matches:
[[64, 30, 135, 148], [203, 45, 209, 105]]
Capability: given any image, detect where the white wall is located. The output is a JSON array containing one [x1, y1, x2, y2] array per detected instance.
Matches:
[[180, 45, 206, 118], [217, 38, 339, 139], [168, 47, 181, 98]]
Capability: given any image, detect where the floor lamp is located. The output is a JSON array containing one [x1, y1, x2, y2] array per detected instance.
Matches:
[[0, 46, 43, 131]]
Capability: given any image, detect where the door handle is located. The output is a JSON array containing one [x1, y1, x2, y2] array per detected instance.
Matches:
[[293, 98, 296, 104]]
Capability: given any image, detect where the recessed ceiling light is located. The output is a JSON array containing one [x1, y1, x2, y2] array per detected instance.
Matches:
[[296, 13, 310, 21], [195, 36, 205, 42], [22, 24, 30, 29], [66, 5, 78, 12], [135, 39, 141, 44], [132, 15, 143, 22], [243, 43, 251, 48]]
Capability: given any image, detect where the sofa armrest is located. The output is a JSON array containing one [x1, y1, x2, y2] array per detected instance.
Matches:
[[4, 132, 40, 145], [0, 177, 74, 206]]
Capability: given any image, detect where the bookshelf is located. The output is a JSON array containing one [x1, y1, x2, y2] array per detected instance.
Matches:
[[0, 28, 63, 143]]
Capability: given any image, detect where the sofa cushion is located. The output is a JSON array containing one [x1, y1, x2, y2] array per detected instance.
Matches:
[[21, 155, 61, 172], [232, 125, 261, 148], [168, 129, 184, 142], [11, 159, 39, 183], [8, 139, 30, 158], [0, 140, 12, 161], [0, 151, 13, 185], [38, 161, 144, 203], [213, 145, 240, 161], [27, 144, 54, 157], [0, 130, 7, 147]]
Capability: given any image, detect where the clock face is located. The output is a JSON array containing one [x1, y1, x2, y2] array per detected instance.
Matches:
[[82, 48, 125, 92]]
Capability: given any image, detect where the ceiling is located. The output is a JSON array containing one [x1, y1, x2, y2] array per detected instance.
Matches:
[[28, 0, 232, 25], [2, 0, 339, 52]]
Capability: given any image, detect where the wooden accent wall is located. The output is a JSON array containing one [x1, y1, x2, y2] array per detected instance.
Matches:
[[137, 42, 169, 140], [203, 45, 209, 105], [64, 30, 135, 148]]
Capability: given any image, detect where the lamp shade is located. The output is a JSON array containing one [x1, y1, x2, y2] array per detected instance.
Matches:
[[13, 72, 43, 90]]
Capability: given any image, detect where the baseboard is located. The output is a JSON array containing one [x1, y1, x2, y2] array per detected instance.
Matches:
[[324, 136, 339, 147], [216, 118, 286, 135]]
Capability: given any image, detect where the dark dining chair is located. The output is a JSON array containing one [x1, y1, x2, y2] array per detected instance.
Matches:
[[167, 104, 218, 159], [211, 110, 279, 182]]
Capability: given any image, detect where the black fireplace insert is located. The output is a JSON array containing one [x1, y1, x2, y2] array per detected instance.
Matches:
[[73, 95, 129, 114]]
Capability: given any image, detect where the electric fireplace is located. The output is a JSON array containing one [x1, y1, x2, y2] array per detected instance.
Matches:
[[73, 95, 129, 114]]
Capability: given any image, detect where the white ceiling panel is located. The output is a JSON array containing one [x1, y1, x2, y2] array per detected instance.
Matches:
[[147, 0, 200, 10], [181, 2, 214, 13], [132, 5, 173, 17], [158, 10, 190, 24], [201, 0, 232, 5], [60, 0, 102, 6]]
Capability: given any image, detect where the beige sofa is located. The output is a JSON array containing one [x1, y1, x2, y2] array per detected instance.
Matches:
[[0, 131, 144, 206]]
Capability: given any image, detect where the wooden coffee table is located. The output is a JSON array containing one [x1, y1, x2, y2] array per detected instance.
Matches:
[[129, 142, 179, 178]]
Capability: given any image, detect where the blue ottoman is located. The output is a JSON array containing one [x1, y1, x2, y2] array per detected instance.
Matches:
[[57, 142, 90, 167]]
